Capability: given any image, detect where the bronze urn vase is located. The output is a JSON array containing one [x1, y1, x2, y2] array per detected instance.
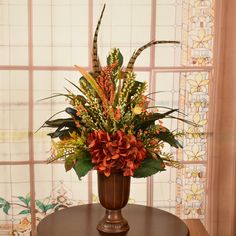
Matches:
[[97, 170, 131, 233]]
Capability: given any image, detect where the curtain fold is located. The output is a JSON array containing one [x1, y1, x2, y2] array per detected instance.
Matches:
[[208, 0, 236, 235]]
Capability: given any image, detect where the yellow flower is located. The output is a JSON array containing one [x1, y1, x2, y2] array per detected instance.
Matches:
[[188, 73, 209, 94], [132, 106, 142, 115], [186, 113, 207, 139], [185, 167, 204, 179], [14, 217, 31, 232], [184, 144, 206, 161], [192, 113, 207, 126], [191, 28, 212, 49], [194, 0, 211, 8], [185, 183, 204, 202]]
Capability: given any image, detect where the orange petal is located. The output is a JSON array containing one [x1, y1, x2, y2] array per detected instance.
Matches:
[[111, 154, 120, 159]]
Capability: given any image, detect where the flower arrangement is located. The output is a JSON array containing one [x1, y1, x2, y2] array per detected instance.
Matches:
[[42, 5, 192, 179]]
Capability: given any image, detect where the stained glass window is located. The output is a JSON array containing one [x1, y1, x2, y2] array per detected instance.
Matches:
[[0, 0, 214, 235]]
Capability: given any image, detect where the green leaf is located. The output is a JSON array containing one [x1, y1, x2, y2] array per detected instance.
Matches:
[[65, 155, 76, 172], [129, 81, 144, 97], [48, 128, 76, 139], [73, 152, 94, 180], [135, 109, 178, 131], [156, 130, 182, 148], [36, 200, 45, 212], [45, 118, 76, 128], [79, 76, 97, 97], [76, 95, 87, 105], [75, 65, 108, 108], [3, 202, 10, 215], [117, 51, 123, 67], [0, 197, 7, 204], [18, 196, 28, 206], [0, 204, 4, 208], [107, 49, 123, 67], [133, 158, 165, 178], [25, 193, 31, 207], [19, 209, 31, 215], [65, 78, 84, 94], [45, 204, 57, 212]]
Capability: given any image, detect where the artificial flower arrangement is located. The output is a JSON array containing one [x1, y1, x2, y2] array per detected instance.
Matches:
[[42, 5, 193, 179]]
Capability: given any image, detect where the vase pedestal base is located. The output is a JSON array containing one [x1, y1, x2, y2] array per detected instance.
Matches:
[[97, 209, 129, 234]]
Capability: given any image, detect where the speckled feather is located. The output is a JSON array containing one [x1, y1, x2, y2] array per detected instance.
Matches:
[[125, 40, 180, 72], [92, 4, 106, 77]]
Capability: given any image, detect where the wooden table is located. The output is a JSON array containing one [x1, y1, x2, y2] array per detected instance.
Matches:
[[37, 204, 190, 236], [184, 219, 209, 236]]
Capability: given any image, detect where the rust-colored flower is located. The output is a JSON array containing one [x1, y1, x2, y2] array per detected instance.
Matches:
[[87, 130, 147, 177], [133, 95, 149, 114], [97, 63, 118, 105], [114, 107, 121, 120]]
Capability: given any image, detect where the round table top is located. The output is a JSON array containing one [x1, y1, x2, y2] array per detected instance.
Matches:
[[37, 204, 189, 236]]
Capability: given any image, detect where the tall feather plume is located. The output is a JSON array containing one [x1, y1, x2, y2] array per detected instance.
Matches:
[[92, 4, 106, 77], [125, 40, 180, 73]]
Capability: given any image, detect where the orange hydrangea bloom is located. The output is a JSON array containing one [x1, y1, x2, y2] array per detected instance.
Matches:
[[87, 130, 147, 176]]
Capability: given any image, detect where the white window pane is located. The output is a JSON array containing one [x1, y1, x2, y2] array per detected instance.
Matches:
[[156, 26, 175, 40], [132, 26, 150, 45], [0, 143, 11, 161], [34, 71, 52, 92], [0, 109, 10, 130], [131, 5, 151, 26], [10, 71, 28, 90], [129, 179, 147, 205], [71, 5, 88, 26], [156, 5, 176, 26], [0, 46, 10, 65], [52, 47, 71, 66], [156, 73, 174, 92], [0, 5, 9, 25], [9, 5, 28, 26], [10, 46, 28, 65], [33, 5, 52, 26], [131, 0, 151, 5], [0, 26, 9, 45], [52, 26, 71, 46], [34, 47, 52, 65], [111, 5, 132, 26], [71, 47, 88, 66], [52, 6, 71, 26], [155, 46, 177, 66], [10, 26, 28, 45], [11, 183, 30, 198], [71, 26, 88, 46], [33, 26, 52, 46], [33, 0, 51, 5], [0, 71, 10, 89], [157, 0, 176, 4], [111, 26, 132, 45], [11, 165, 30, 183]]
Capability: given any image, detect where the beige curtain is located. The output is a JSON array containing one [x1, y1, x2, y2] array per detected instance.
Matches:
[[208, 0, 236, 235]]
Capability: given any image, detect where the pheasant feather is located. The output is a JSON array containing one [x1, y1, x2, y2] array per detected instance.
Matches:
[[92, 4, 106, 77], [125, 40, 180, 72]]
